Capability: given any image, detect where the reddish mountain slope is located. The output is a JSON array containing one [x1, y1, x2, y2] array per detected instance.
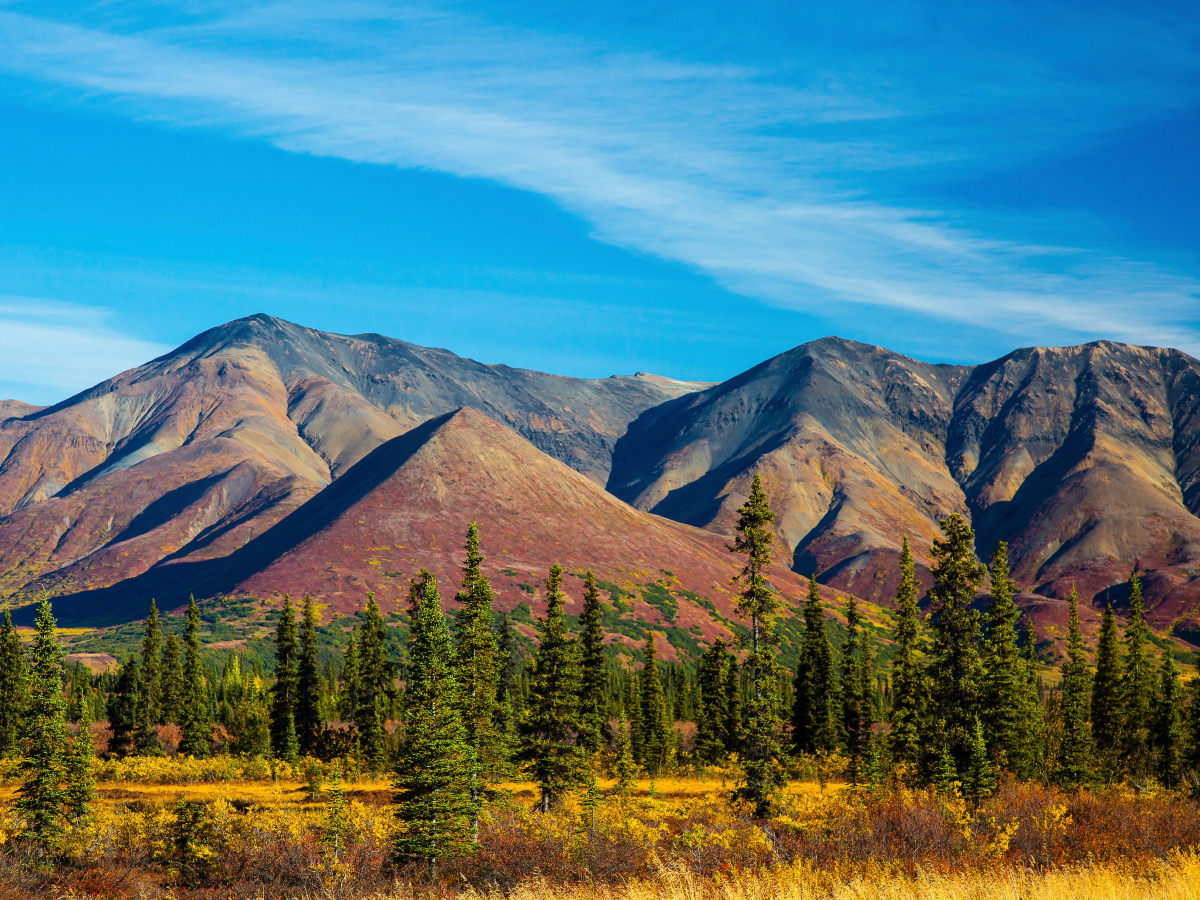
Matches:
[[0, 316, 701, 603], [42, 409, 816, 662]]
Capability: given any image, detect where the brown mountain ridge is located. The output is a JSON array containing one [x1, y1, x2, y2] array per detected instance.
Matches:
[[3, 316, 1200, 657]]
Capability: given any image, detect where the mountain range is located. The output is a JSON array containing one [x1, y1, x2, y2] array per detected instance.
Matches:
[[3, 315, 1199, 660]]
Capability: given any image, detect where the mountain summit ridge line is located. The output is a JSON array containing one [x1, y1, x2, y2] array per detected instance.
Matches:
[[3, 315, 1200, 649]]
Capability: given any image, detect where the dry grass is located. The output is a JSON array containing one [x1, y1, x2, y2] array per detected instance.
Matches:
[[2, 766, 1200, 899], [449, 855, 1200, 900]]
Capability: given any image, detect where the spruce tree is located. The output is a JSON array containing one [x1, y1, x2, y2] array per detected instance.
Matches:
[[1155, 648, 1186, 787], [727, 474, 785, 818], [178, 597, 211, 758], [859, 629, 877, 752], [16, 600, 69, 853], [723, 657, 742, 753], [639, 632, 670, 776], [452, 524, 506, 835], [578, 570, 609, 753], [296, 596, 323, 755], [888, 537, 928, 768], [338, 635, 359, 721], [270, 595, 301, 763], [1055, 587, 1094, 789], [963, 717, 997, 808], [1120, 573, 1157, 778], [107, 655, 141, 758], [840, 594, 868, 779], [932, 742, 959, 795], [141, 600, 163, 725], [927, 513, 987, 770], [627, 671, 644, 763], [0, 610, 28, 757], [1091, 603, 1123, 769], [518, 564, 584, 812], [227, 675, 272, 757], [696, 638, 731, 765], [613, 719, 636, 796], [982, 543, 1026, 773], [1018, 621, 1047, 777], [161, 632, 184, 725], [392, 575, 475, 879], [792, 578, 840, 754], [356, 592, 391, 770], [496, 613, 521, 737], [64, 725, 97, 820]]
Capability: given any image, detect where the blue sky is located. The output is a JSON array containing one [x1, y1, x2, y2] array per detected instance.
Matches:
[[0, 1, 1197, 404]]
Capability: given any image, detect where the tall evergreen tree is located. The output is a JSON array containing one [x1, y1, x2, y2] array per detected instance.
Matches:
[[1018, 621, 1047, 777], [859, 630, 877, 752], [16, 601, 69, 852], [64, 724, 97, 821], [1090, 603, 1123, 771], [296, 596, 323, 755], [982, 543, 1026, 773], [626, 671, 644, 763], [888, 537, 928, 768], [178, 597, 211, 758], [963, 717, 997, 808], [141, 600, 163, 725], [452, 524, 506, 836], [161, 632, 184, 725], [0, 610, 27, 757], [1155, 648, 1186, 787], [1120, 573, 1157, 778], [392, 575, 475, 879], [227, 675, 271, 757], [840, 594, 869, 779], [613, 719, 636, 796], [1055, 587, 1094, 789], [722, 657, 742, 753], [270, 595, 301, 763], [338, 635, 359, 721], [356, 592, 391, 770], [496, 613, 521, 737], [518, 564, 584, 812], [107, 655, 141, 758], [792, 578, 840, 754], [578, 570, 609, 753], [727, 474, 785, 818], [696, 638, 731, 765], [927, 514, 987, 770], [639, 632, 671, 776]]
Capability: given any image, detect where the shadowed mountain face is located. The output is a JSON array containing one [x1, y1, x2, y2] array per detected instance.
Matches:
[[41, 408, 814, 663], [609, 338, 972, 605], [610, 338, 1200, 631], [0, 315, 702, 601]]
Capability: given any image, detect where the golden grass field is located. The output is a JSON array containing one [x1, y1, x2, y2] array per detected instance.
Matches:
[[2, 762, 1200, 899]]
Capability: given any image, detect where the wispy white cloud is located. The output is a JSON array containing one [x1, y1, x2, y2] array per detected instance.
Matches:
[[0, 298, 171, 396], [0, 1, 1198, 354]]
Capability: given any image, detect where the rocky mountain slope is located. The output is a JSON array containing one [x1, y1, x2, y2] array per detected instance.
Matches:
[[0, 315, 702, 602], [4, 316, 1200, 650], [41, 408, 816, 664], [610, 338, 1200, 634]]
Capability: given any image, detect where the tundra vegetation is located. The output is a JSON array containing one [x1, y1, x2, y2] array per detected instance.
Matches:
[[2, 483, 1200, 898]]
